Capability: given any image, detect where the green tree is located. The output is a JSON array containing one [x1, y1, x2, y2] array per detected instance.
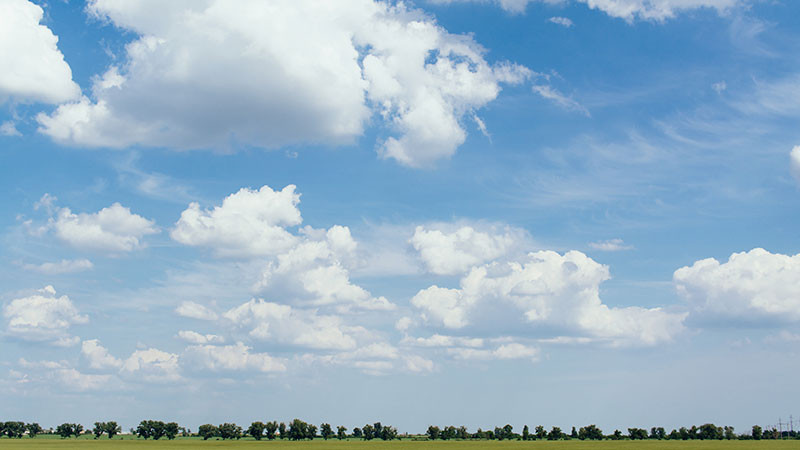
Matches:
[[628, 428, 648, 440], [380, 425, 398, 440], [265, 421, 279, 440], [320, 423, 333, 440], [307, 424, 318, 440], [352, 427, 362, 439], [362, 424, 375, 440], [610, 430, 623, 440], [26, 423, 43, 438], [165, 422, 179, 440], [56, 423, 73, 439], [4, 422, 25, 438], [579, 425, 603, 440], [723, 426, 736, 440], [198, 424, 218, 440], [218, 423, 242, 440], [456, 426, 469, 440], [752, 425, 762, 440], [93, 422, 106, 439], [104, 422, 121, 439], [571, 427, 578, 439], [426, 425, 440, 440], [248, 422, 266, 440], [534, 425, 546, 440], [278, 422, 286, 439], [336, 426, 347, 440], [522, 425, 530, 441], [548, 427, 563, 440], [288, 419, 309, 441]]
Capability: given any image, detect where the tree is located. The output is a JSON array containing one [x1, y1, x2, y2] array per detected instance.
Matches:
[[373, 422, 383, 440], [426, 425, 440, 440], [547, 427, 563, 440], [752, 425, 762, 440], [105, 422, 121, 439], [248, 422, 266, 440], [362, 424, 375, 440], [93, 422, 106, 439], [724, 426, 736, 440], [165, 422, 179, 440], [650, 427, 666, 440], [320, 423, 333, 440], [265, 421, 279, 440], [571, 427, 578, 439], [218, 423, 242, 440], [4, 421, 25, 438], [610, 430, 622, 440], [307, 424, 318, 440], [456, 426, 469, 440], [352, 427, 362, 439], [697, 423, 723, 440], [534, 426, 546, 440], [278, 422, 286, 439], [579, 425, 603, 440], [74, 424, 84, 437], [198, 424, 218, 440], [56, 423, 73, 439], [26, 423, 43, 439], [337, 426, 347, 440], [522, 425, 530, 441], [288, 419, 309, 441], [380, 425, 398, 440], [628, 428, 648, 440]]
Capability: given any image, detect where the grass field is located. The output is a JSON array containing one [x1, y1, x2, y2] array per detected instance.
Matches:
[[0, 439, 797, 449]]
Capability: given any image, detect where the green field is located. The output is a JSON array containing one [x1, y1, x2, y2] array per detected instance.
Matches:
[[0, 439, 797, 449]]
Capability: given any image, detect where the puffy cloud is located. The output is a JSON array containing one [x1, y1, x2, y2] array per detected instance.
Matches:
[[0, 0, 80, 104], [182, 342, 285, 373], [120, 348, 181, 382], [174, 185, 393, 311], [448, 342, 539, 361], [48, 201, 158, 252], [791, 146, 800, 185], [22, 259, 93, 275], [674, 248, 800, 322], [402, 334, 484, 348], [223, 298, 364, 351], [412, 251, 686, 346], [175, 301, 218, 321], [171, 185, 301, 257], [588, 238, 633, 251], [55, 368, 112, 391], [410, 224, 527, 275], [81, 339, 123, 369], [37, 1, 526, 167], [429, 0, 740, 21], [3, 286, 87, 345], [177, 330, 225, 345], [1, 121, 21, 136]]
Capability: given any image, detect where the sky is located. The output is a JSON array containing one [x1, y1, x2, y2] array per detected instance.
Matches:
[[1, 0, 800, 435]]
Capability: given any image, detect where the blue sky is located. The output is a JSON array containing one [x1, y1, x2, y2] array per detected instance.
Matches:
[[2, 0, 800, 435]]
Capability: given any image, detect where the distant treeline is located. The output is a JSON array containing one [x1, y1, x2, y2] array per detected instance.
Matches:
[[1, 419, 798, 440]]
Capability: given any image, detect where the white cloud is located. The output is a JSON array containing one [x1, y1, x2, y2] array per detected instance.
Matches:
[[588, 238, 633, 251], [182, 342, 286, 373], [429, 0, 740, 21], [448, 342, 539, 361], [402, 334, 485, 348], [404, 354, 435, 372], [533, 85, 590, 116], [0, 0, 80, 104], [1, 121, 21, 136], [548, 16, 574, 27], [47, 200, 158, 252], [412, 250, 686, 346], [171, 185, 301, 258], [674, 248, 800, 322], [175, 301, 218, 321], [37, 1, 527, 167], [56, 368, 112, 391], [120, 348, 181, 382], [791, 146, 800, 185], [223, 298, 364, 351], [3, 286, 87, 345], [81, 339, 123, 369], [411, 224, 528, 275], [177, 330, 224, 345], [712, 81, 727, 93], [22, 259, 93, 275]]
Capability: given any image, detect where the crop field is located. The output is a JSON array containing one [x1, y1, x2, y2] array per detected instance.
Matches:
[[0, 439, 798, 449]]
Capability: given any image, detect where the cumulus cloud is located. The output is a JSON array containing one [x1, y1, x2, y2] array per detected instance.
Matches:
[[1, 121, 21, 136], [182, 342, 286, 373], [411, 251, 686, 346], [174, 185, 393, 311], [39, 198, 159, 252], [36, 0, 528, 167], [429, 0, 741, 21], [81, 339, 123, 369], [177, 330, 225, 345], [588, 238, 633, 251], [674, 248, 800, 322], [22, 259, 93, 275], [791, 146, 800, 185], [175, 301, 218, 321], [411, 224, 528, 275], [223, 298, 365, 351], [120, 348, 181, 382], [0, 0, 80, 104], [171, 185, 301, 258], [3, 286, 87, 346]]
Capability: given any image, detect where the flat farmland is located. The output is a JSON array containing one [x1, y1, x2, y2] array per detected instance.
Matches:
[[0, 440, 797, 449]]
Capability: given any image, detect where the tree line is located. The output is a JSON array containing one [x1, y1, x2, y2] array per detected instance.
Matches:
[[2, 419, 798, 440]]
